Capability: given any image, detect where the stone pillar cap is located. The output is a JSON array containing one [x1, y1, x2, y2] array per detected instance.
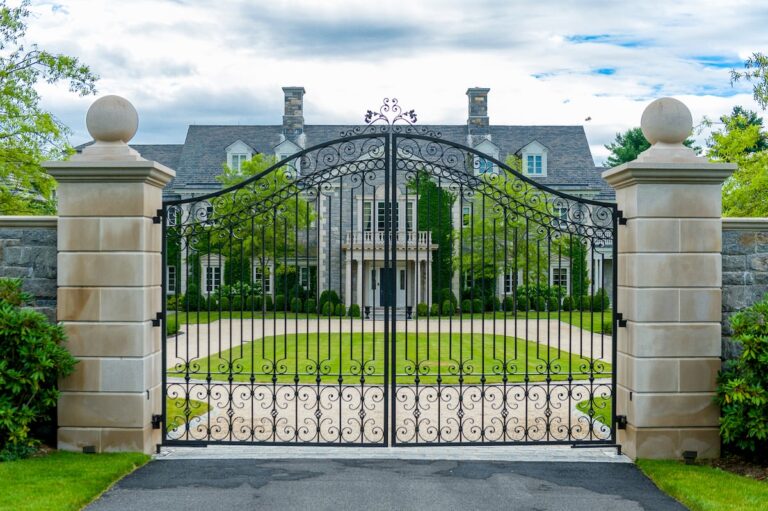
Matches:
[[635, 97, 698, 163], [75, 95, 145, 162]]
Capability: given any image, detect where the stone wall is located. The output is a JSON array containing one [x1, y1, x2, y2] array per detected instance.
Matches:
[[0, 216, 58, 322], [722, 218, 768, 360]]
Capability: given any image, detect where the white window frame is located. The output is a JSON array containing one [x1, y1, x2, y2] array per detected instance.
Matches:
[[521, 141, 549, 177], [550, 267, 569, 294], [405, 201, 415, 232], [204, 266, 221, 294], [299, 266, 310, 288], [363, 201, 373, 232], [526, 154, 543, 175], [167, 266, 177, 294], [462, 205, 471, 227], [230, 153, 248, 172], [475, 156, 496, 175], [254, 265, 271, 294]]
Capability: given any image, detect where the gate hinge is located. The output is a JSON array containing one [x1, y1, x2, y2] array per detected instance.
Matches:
[[616, 415, 628, 430], [152, 312, 164, 327], [152, 209, 163, 224], [151, 414, 162, 430], [616, 313, 627, 328], [617, 210, 628, 225]]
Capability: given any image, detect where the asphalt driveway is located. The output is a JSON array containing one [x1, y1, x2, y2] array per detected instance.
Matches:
[[87, 458, 684, 511]]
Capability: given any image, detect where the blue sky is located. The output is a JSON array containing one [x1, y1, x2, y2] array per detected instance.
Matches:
[[27, 0, 768, 163]]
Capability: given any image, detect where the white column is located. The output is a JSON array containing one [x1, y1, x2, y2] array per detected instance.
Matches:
[[345, 255, 352, 307], [356, 258, 364, 308]]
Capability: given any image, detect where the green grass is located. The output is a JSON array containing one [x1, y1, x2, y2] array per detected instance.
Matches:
[[165, 397, 211, 432], [0, 451, 150, 511], [637, 459, 768, 511], [576, 396, 612, 426], [169, 310, 613, 334], [169, 332, 610, 385]]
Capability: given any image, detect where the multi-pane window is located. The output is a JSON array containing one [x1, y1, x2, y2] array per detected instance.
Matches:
[[400, 269, 406, 290], [205, 266, 221, 293], [527, 154, 543, 175], [551, 268, 568, 290], [230, 153, 248, 171], [363, 201, 373, 232], [462, 205, 471, 227], [300, 267, 310, 288], [477, 157, 494, 175], [405, 201, 414, 232], [167, 266, 176, 294], [254, 266, 270, 294], [504, 272, 517, 294], [376, 202, 399, 231]]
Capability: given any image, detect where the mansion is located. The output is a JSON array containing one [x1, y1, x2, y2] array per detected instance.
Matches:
[[93, 87, 615, 309]]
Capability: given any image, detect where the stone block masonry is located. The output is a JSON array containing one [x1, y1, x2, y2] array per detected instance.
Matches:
[[0, 216, 58, 322], [721, 218, 768, 360]]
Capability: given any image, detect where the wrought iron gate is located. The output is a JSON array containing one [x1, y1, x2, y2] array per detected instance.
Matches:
[[161, 100, 618, 447]]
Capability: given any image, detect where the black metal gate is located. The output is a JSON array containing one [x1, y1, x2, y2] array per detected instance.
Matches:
[[161, 100, 618, 447]]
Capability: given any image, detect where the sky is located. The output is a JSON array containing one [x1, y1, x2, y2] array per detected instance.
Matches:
[[25, 0, 768, 164]]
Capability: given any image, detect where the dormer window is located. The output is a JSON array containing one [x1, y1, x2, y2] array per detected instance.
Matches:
[[471, 139, 500, 176], [520, 141, 549, 177], [225, 140, 254, 172], [230, 153, 248, 171], [476, 157, 495, 175]]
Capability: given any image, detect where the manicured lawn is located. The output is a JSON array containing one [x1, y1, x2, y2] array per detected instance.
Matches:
[[0, 451, 150, 511], [169, 332, 611, 385], [165, 397, 211, 432], [576, 396, 612, 426], [637, 459, 768, 511]]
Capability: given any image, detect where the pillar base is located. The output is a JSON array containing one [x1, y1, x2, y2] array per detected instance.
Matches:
[[620, 425, 720, 460]]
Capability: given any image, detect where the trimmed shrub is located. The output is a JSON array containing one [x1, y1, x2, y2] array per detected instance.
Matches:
[[335, 303, 346, 317], [430, 303, 440, 317], [264, 295, 274, 311], [561, 296, 575, 311], [185, 284, 205, 311], [717, 294, 768, 458], [290, 297, 302, 313], [442, 300, 455, 316], [472, 298, 483, 313], [166, 315, 179, 336], [319, 289, 340, 314], [245, 295, 255, 311], [578, 295, 591, 311], [218, 295, 230, 310], [322, 301, 334, 316], [0, 278, 77, 460], [461, 299, 472, 314], [348, 304, 361, 318], [592, 288, 610, 312], [274, 294, 286, 312], [502, 296, 515, 312], [230, 295, 243, 311], [439, 288, 458, 307], [516, 296, 530, 312], [534, 296, 547, 312], [601, 320, 613, 335], [305, 298, 317, 314], [486, 296, 501, 312], [547, 296, 560, 312], [416, 303, 429, 317]]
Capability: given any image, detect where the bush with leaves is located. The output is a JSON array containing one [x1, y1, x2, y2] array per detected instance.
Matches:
[[516, 296, 530, 312], [716, 294, 768, 458], [335, 303, 346, 317], [461, 299, 472, 314], [416, 303, 429, 317], [0, 279, 77, 460], [348, 304, 360, 318], [472, 298, 483, 313], [430, 303, 440, 317], [322, 301, 334, 316], [274, 294, 286, 312], [319, 290, 340, 314], [547, 296, 560, 312], [578, 295, 591, 311], [561, 296, 575, 312], [502, 296, 515, 312], [592, 288, 611, 312], [305, 298, 317, 314], [442, 300, 455, 316], [290, 297, 302, 313]]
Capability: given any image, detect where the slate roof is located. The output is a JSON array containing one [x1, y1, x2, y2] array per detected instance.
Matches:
[[78, 124, 615, 201]]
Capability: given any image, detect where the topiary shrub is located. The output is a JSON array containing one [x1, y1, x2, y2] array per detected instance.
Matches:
[[218, 295, 230, 310], [305, 298, 317, 314], [322, 301, 334, 316], [335, 303, 346, 317], [416, 303, 429, 317], [486, 296, 501, 312], [230, 295, 243, 311], [264, 295, 274, 311], [717, 295, 768, 458], [516, 296, 530, 312], [166, 315, 179, 336], [461, 299, 472, 314], [592, 288, 610, 312], [274, 294, 286, 312], [290, 297, 302, 313], [547, 296, 560, 312], [442, 300, 455, 316], [348, 304, 360, 318], [0, 278, 77, 460], [578, 295, 591, 311], [472, 298, 483, 313], [561, 296, 575, 312], [502, 296, 515, 312], [245, 295, 255, 311], [319, 290, 340, 314], [439, 288, 457, 308], [184, 284, 205, 311], [430, 303, 440, 317], [601, 319, 613, 335]]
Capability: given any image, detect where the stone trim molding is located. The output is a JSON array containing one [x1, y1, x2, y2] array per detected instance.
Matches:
[[722, 217, 768, 231], [43, 161, 175, 188], [0, 216, 58, 228], [602, 162, 736, 189]]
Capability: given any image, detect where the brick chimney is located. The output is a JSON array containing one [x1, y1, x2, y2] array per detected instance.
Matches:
[[467, 87, 490, 145], [282, 86, 305, 146]]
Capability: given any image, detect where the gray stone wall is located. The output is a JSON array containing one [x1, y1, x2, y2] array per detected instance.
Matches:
[[0, 217, 57, 322], [721, 218, 768, 360]]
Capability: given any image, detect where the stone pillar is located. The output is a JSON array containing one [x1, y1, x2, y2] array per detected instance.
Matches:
[[602, 98, 735, 460], [345, 255, 353, 307], [44, 96, 175, 454]]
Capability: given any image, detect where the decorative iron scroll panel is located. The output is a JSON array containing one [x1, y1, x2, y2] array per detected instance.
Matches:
[[161, 114, 618, 447]]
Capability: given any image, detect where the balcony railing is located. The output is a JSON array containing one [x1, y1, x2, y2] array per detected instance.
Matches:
[[345, 230, 433, 247]]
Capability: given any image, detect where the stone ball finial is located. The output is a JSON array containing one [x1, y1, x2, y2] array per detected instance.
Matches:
[[86, 95, 138, 143], [640, 97, 692, 145]]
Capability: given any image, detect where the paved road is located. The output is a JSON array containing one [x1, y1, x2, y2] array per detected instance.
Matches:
[[87, 459, 684, 511]]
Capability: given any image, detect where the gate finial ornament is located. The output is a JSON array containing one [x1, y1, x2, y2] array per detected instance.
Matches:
[[365, 98, 417, 127]]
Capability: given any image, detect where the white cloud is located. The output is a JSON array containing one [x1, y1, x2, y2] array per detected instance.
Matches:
[[23, 0, 768, 163]]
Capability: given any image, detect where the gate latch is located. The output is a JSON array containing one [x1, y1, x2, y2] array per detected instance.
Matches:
[[152, 312, 164, 327], [616, 415, 628, 430], [151, 414, 163, 430], [616, 313, 627, 328]]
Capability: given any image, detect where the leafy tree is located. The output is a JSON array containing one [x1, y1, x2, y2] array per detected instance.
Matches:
[[603, 127, 699, 167], [730, 52, 768, 110], [0, 0, 97, 214], [708, 108, 768, 216]]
